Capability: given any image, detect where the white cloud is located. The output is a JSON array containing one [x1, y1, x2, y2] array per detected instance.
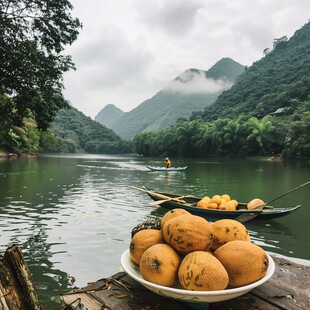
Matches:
[[71, 26, 152, 88], [63, 0, 310, 118], [165, 70, 232, 94], [135, 0, 203, 36]]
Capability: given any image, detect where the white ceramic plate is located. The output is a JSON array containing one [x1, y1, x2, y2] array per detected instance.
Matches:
[[121, 249, 275, 303]]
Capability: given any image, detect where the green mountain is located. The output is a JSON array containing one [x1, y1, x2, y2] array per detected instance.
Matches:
[[108, 58, 244, 139], [43, 106, 131, 154], [195, 21, 310, 122], [94, 104, 124, 127], [132, 21, 310, 158]]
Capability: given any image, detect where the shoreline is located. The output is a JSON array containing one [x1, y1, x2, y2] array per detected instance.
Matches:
[[0, 151, 308, 162], [0, 151, 38, 159]]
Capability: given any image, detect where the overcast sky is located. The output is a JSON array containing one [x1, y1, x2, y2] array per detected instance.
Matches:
[[63, 0, 310, 118]]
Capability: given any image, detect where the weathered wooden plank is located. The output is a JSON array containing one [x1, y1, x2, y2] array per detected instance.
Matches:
[[250, 256, 310, 310], [4, 245, 43, 310], [0, 256, 24, 309], [61, 272, 188, 310], [89, 273, 283, 310], [61, 256, 310, 310], [61, 272, 282, 310], [0, 284, 10, 310], [61, 292, 103, 310], [208, 295, 282, 309]]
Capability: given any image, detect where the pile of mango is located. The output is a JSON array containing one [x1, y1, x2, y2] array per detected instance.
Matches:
[[197, 194, 238, 210], [197, 194, 265, 211], [129, 209, 269, 291]]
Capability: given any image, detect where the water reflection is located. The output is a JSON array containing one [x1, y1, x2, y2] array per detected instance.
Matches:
[[247, 220, 299, 258], [22, 229, 76, 306]]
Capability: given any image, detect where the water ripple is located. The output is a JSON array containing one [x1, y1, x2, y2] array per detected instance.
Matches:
[[1, 154, 309, 310]]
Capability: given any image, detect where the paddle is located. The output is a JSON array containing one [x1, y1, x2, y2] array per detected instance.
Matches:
[[235, 180, 310, 223], [131, 186, 190, 206], [149, 195, 191, 206], [132, 186, 175, 200]]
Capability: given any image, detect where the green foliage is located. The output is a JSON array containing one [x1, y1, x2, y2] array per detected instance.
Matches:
[[283, 112, 310, 157], [132, 113, 309, 157], [222, 118, 247, 155], [0, 111, 53, 154], [0, 0, 82, 130], [176, 121, 201, 156], [0, 94, 15, 148], [39, 130, 56, 151], [246, 116, 275, 155], [45, 107, 132, 154]]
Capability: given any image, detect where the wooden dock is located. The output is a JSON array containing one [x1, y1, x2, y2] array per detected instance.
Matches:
[[0, 245, 309, 309], [60, 255, 310, 310]]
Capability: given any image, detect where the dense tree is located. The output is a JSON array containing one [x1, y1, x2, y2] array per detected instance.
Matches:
[[273, 36, 288, 48], [222, 118, 246, 155], [0, 0, 82, 151], [162, 128, 178, 156], [46, 107, 132, 154], [176, 121, 201, 156], [132, 111, 310, 158], [245, 116, 275, 155], [283, 112, 310, 157], [192, 122, 209, 153]]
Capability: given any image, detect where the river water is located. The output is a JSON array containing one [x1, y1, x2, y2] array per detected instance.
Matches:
[[0, 154, 309, 309]]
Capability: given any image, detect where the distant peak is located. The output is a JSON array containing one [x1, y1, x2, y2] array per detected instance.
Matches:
[[104, 103, 123, 111], [94, 104, 124, 126], [214, 57, 242, 65], [206, 58, 245, 82]]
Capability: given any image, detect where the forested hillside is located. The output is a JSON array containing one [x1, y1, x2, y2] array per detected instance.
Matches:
[[44, 107, 132, 154], [108, 58, 244, 139], [192, 21, 310, 122], [133, 22, 310, 158]]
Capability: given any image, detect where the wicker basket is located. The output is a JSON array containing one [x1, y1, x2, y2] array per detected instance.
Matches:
[[131, 217, 161, 238]]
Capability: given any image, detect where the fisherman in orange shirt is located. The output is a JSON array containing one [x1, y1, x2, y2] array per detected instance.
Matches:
[[165, 157, 171, 169]]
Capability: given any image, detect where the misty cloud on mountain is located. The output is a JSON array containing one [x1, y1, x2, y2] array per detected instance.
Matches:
[[165, 69, 233, 94]]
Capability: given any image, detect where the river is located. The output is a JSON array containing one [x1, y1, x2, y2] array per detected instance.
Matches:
[[0, 154, 309, 309]]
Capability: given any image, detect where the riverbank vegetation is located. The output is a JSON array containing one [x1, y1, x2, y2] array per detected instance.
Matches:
[[0, 0, 81, 154], [133, 104, 310, 158], [0, 94, 55, 155], [44, 107, 132, 154]]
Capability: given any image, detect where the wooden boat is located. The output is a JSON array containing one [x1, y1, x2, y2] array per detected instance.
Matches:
[[146, 166, 187, 172], [142, 187, 301, 220]]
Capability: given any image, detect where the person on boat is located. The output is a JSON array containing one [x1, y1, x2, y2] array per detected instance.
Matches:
[[165, 157, 171, 169]]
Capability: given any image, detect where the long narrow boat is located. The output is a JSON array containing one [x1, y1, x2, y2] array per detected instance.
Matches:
[[146, 166, 187, 172], [142, 187, 301, 220]]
